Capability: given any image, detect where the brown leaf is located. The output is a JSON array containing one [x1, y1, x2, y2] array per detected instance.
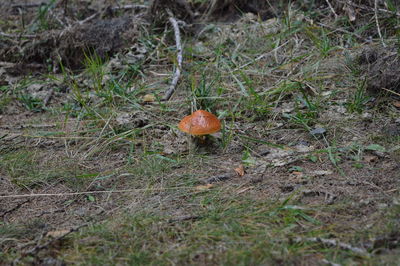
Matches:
[[392, 101, 400, 108], [234, 164, 245, 176], [364, 155, 378, 163]]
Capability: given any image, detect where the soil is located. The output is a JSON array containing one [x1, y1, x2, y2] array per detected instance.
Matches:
[[1, 0, 400, 264]]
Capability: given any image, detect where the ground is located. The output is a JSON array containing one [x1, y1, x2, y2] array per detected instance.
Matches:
[[1, 0, 400, 265]]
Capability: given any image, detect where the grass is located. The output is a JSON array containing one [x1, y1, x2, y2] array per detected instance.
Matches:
[[1, 0, 400, 265], [0, 148, 103, 189], [59, 192, 398, 265]]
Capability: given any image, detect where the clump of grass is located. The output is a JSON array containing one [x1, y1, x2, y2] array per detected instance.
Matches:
[[83, 51, 106, 94], [190, 71, 220, 112], [0, 149, 97, 189], [17, 94, 44, 112], [347, 79, 371, 114]]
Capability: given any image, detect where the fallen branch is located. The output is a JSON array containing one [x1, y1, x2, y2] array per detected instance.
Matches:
[[162, 13, 183, 101], [295, 237, 369, 256]]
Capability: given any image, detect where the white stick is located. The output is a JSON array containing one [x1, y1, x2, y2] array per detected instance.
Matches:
[[163, 15, 183, 101], [325, 0, 338, 18]]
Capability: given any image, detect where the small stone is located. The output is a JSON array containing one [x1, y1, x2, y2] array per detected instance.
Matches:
[[310, 127, 326, 137], [362, 112, 372, 119]]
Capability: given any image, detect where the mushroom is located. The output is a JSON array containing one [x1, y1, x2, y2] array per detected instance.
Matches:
[[178, 110, 221, 136]]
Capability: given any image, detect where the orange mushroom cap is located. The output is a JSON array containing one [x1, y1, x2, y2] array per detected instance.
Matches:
[[178, 110, 221, 136]]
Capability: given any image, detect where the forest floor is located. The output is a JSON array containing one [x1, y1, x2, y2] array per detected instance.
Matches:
[[1, 0, 400, 265]]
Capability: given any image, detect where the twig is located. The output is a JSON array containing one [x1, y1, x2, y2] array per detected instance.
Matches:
[[374, 0, 386, 47], [295, 237, 369, 256], [382, 87, 400, 97], [111, 4, 148, 11], [0, 32, 37, 38], [0, 199, 31, 218], [77, 12, 99, 25], [43, 89, 54, 106], [162, 13, 183, 101], [325, 0, 338, 19]]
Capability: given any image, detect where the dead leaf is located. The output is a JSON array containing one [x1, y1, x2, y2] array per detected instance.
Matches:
[[344, 4, 356, 21], [392, 101, 400, 108], [364, 155, 378, 163], [143, 94, 156, 103], [278, 62, 297, 70], [46, 229, 70, 238], [234, 164, 245, 176], [195, 184, 214, 191]]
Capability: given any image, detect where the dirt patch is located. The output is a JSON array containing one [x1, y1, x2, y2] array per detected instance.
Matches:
[[1, 0, 400, 264], [1, 16, 144, 71]]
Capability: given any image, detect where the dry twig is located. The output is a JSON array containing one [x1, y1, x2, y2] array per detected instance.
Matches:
[[0, 199, 31, 218], [111, 4, 148, 11], [0, 32, 37, 38], [162, 12, 183, 101], [325, 0, 338, 18]]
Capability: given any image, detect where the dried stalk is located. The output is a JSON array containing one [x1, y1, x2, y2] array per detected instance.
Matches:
[[374, 0, 386, 47]]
